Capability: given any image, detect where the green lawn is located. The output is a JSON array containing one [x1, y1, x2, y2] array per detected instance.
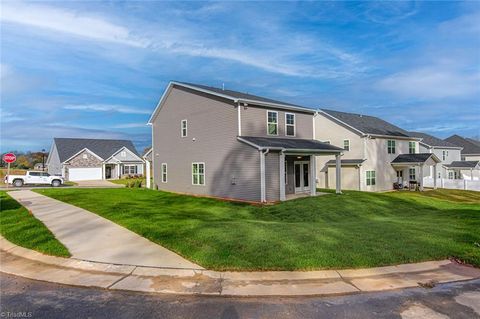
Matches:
[[35, 188, 480, 271], [0, 191, 70, 257]]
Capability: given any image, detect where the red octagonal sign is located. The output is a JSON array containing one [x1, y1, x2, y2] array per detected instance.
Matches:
[[3, 153, 16, 163]]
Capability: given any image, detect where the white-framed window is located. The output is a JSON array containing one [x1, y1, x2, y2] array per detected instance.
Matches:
[[192, 162, 205, 185], [181, 119, 187, 137], [267, 111, 278, 135], [442, 150, 446, 161], [285, 113, 295, 136], [387, 140, 396, 154], [161, 163, 167, 183], [366, 170, 376, 186], [343, 139, 350, 151], [448, 171, 453, 179], [397, 170, 403, 178], [123, 165, 138, 175], [120, 151, 126, 157], [438, 172, 441, 179], [409, 168, 416, 180], [82, 154, 88, 159], [409, 142, 416, 154]]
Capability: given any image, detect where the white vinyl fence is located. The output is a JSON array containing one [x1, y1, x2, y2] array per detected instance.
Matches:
[[423, 177, 480, 191]]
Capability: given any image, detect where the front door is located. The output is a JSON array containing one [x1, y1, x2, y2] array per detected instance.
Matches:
[[105, 166, 112, 179], [294, 161, 310, 193]]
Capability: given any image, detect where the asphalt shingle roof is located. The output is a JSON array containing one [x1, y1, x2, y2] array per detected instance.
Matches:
[[239, 136, 343, 152], [54, 138, 140, 163], [391, 153, 436, 164], [321, 109, 413, 138], [444, 135, 480, 155], [408, 132, 459, 148], [176, 82, 314, 112], [445, 161, 479, 168]]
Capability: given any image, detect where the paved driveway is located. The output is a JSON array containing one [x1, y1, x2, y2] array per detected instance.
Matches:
[[8, 190, 202, 269], [75, 180, 124, 188]]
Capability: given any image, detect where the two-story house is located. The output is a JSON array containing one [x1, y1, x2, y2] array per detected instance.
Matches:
[[147, 82, 343, 203], [314, 109, 441, 191], [443, 135, 480, 180], [408, 132, 462, 180]]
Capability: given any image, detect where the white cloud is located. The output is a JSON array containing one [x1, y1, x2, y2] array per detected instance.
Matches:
[[0, 2, 364, 79], [412, 124, 471, 133], [376, 67, 480, 99], [63, 104, 151, 115], [0, 2, 149, 48], [111, 122, 148, 128]]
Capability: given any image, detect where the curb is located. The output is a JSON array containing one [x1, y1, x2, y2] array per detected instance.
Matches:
[[2, 236, 480, 297]]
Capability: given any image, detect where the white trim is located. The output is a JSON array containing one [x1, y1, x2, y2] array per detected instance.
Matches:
[[266, 110, 278, 136], [142, 148, 152, 159], [63, 148, 104, 163], [279, 151, 286, 201], [181, 119, 188, 137], [387, 140, 396, 154], [312, 112, 316, 139], [365, 170, 376, 186], [335, 154, 342, 194], [161, 163, 167, 183], [237, 102, 242, 136], [343, 139, 350, 151], [236, 137, 343, 154], [310, 155, 316, 196], [260, 151, 266, 202], [285, 112, 296, 137], [192, 162, 206, 186]]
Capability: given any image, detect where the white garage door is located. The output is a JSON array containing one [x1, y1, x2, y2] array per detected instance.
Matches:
[[68, 167, 102, 181]]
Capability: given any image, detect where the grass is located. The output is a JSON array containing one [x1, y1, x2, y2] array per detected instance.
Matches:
[[35, 188, 480, 271], [0, 191, 70, 257]]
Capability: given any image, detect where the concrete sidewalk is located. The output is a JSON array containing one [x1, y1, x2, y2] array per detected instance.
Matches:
[[8, 190, 202, 269], [1, 237, 480, 297]]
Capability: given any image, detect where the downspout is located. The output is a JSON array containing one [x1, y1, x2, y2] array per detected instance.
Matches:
[[237, 101, 242, 136]]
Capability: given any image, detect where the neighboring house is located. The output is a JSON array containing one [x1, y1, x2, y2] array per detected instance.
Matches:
[[34, 163, 46, 170], [408, 131, 462, 179], [147, 81, 343, 203], [46, 138, 144, 181], [445, 135, 480, 161], [314, 110, 441, 191]]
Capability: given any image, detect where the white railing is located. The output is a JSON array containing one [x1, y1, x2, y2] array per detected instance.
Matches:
[[423, 177, 480, 191]]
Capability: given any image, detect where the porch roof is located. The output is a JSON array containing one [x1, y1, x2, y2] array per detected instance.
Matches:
[[391, 153, 441, 166], [238, 136, 343, 153], [326, 159, 365, 166], [445, 161, 479, 169]]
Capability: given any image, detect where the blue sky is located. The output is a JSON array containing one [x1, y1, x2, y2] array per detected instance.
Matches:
[[1, 1, 479, 152]]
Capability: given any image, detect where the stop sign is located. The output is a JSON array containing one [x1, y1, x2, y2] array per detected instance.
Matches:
[[3, 153, 16, 163]]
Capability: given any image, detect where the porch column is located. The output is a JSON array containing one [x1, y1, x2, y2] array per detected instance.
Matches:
[[102, 163, 105, 180], [260, 150, 266, 203], [279, 151, 286, 201], [117, 164, 121, 179], [146, 160, 151, 189], [310, 155, 316, 196], [419, 164, 424, 191], [335, 154, 342, 194], [471, 168, 474, 180], [433, 164, 437, 189]]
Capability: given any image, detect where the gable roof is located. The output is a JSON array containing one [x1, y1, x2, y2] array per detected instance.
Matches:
[[320, 109, 417, 138], [408, 131, 461, 148], [148, 81, 315, 124], [54, 138, 140, 163], [444, 135, 480, 155], [238, 136, 343, 153], [391, 153, 441, 164]]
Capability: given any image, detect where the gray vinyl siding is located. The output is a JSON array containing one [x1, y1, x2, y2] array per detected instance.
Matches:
[[241, 105, 313, 138], [47, 143, 62, 176], [265, 152, 280, 201], [152, 85, 261, 201]]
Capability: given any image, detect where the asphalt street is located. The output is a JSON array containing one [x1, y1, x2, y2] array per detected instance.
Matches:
[[0, 273, 479, 319]]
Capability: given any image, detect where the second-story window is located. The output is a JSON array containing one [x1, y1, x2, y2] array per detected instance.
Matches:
[[285, 113, 295, 136], [442, 150, 446, 161], [343, 139, 350, 151], [409, 142, 416, 154], [387, 140, 396, 154], [181, 119, 187, 137], [267, 111, 278, 135]]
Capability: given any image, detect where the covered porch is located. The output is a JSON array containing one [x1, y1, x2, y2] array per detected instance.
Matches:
[[391, 153, 441, 191], [238, 136, 344, 202]]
